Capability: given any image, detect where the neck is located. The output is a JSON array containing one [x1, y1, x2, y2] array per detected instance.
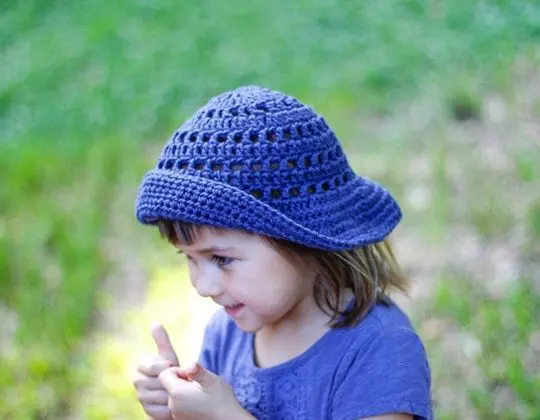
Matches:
[[263, 294, 328, 338], [259, 289, 354, 339], [253, 290, 355, 368]]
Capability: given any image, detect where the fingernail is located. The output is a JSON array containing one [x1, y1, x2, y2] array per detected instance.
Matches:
[[187, 363, 201, 381]]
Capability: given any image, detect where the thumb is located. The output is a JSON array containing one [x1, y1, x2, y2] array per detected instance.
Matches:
[[184, 363, 220, 388], [151, 323, 180, 367]]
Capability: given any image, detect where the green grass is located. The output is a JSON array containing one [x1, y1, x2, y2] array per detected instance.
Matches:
[[2, 0, 540, 145], [2, 0, 540, 418]]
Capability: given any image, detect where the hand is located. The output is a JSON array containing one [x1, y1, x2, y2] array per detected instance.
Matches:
[[133, 323, 180, 420], [159, 363, 255, 420]]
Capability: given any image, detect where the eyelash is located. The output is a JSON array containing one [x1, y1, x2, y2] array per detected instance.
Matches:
[[211, 255, 234, 267], [178, 251, 233, 267]]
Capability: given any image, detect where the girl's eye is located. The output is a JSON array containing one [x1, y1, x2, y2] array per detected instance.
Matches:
[[211, 255, 234, 266], [177, 250, 193, 262]]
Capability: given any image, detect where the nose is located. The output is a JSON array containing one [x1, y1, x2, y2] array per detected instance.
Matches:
[[192, 265, 223, 298]]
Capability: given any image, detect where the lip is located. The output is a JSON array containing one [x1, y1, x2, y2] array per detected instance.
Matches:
[[224, 303, 245, 318]]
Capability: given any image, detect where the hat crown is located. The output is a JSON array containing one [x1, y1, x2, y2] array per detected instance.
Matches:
[[157, 86, 353, 203], [137, 85, 402, 250]]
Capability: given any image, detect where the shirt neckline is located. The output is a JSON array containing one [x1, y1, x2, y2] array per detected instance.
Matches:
[[244, 297, 357, 375]]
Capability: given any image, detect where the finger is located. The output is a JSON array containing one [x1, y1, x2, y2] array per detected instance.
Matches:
[[158, 367, 185, 393], [138, 358, 173, 377], [143, 404, 170, 419], [151, 323, 180, 366], [184, 363, 219, 388], [133, 374, 167, 391], [139, 389, 169, 405]]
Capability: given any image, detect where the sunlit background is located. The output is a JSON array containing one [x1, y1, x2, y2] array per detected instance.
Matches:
[[1, 1, 539, 419]]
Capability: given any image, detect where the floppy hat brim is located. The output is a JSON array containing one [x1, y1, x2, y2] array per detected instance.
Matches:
[[136, 170, 401, 251]]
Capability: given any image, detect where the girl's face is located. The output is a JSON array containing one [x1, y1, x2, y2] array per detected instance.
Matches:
[[177, 227, 317, 333]]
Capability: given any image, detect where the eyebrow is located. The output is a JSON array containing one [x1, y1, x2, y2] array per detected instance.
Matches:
[[181, 246, 235, 254]]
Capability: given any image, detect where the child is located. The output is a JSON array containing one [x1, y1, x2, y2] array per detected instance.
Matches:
[[133, 86, 432, 420]]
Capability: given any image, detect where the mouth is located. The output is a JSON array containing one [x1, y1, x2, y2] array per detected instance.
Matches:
[[224, 303, 245, 317]]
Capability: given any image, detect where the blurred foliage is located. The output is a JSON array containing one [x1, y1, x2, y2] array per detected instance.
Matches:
[[1, 0, 540, 418], [2, 0, 540, 144]]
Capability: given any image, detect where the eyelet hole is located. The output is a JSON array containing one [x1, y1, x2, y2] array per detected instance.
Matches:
[[256, 102, 268, 112], [250, 190, 262, 199], [271, 189, 281, 199], [267, 130, 276, 142], [283, 128, 291, 140]]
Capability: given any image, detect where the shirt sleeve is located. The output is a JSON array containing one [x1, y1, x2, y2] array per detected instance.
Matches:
[[331, 327, 432, 420]]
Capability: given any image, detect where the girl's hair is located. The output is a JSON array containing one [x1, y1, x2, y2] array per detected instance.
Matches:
[[157, 220, 410, 328]]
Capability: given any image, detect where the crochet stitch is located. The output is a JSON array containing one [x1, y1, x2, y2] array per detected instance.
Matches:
[[135, 85, 401, 250]]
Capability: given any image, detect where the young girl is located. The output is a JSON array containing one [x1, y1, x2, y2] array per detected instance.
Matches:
[[133, 86, 432, 419]]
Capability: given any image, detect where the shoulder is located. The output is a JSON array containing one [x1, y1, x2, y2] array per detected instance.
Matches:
[[366, 300, 416, 331], [202, 307, 244, 346], [345, 301, 430, 375], [344, 300, 421, 348], [204, 307, 235, 334], [330, 302, 433, 419], [199, 308, 247, 374]]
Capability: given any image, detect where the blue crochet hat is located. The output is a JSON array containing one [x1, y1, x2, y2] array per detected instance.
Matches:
[[136, 86, 401, 251]]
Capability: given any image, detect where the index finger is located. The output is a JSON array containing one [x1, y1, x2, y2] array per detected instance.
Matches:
[[151, 323, 180, 367]]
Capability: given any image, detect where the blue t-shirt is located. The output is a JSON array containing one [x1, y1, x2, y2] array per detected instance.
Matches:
[[198, 301, 433, 419]]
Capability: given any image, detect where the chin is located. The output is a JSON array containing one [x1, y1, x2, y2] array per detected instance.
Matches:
[[234, 321, 262, 333], [233, 317, 265, 333]]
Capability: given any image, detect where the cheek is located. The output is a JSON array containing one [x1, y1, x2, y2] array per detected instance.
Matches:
[[186, 260, 198, 285], [231, 263, 306, 309]]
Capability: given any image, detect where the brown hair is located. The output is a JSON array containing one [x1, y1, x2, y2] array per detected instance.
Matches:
[[157, 220, 410, 328]]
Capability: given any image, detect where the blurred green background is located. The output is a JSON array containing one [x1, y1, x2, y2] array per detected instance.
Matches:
[[1, 1, 539, 419]]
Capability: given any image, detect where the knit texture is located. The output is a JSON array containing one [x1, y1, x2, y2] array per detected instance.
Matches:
[[135, 85, 402, 250]]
